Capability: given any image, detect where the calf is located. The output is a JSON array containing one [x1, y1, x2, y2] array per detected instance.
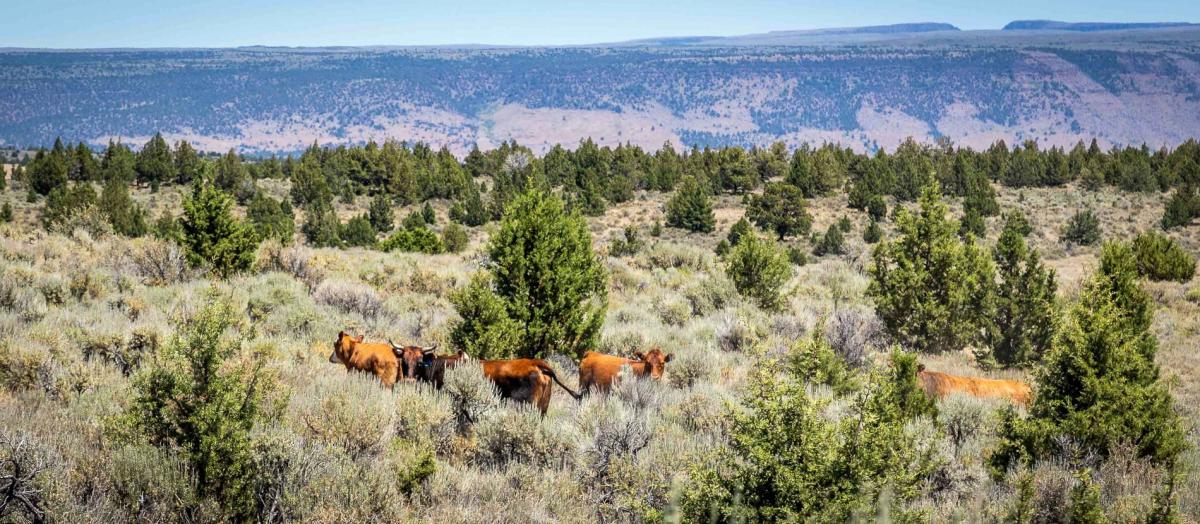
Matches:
[[389, 340, 468, 388], [916, 365, 1032, 406], [480, 358, 581, 415], [579, 348, 673, 394], [328, 331, 401, 388]]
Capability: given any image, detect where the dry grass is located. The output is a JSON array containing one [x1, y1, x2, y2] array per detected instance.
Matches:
[[0, 179, 1197, 522]]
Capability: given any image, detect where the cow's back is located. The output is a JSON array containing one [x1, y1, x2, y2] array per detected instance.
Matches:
[[348, 342, 400, 387], [918, 370, 1031, 406], [579, 351, 636, 394], [482, 358, 554, 414]]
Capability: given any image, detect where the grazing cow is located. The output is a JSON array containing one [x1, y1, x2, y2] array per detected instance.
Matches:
[[480, 358, 581, 415], [388, 340, 468, 387], [579, 348, 674, 394], [328, 331, 401, 388], [916, 364, 1032, 406]]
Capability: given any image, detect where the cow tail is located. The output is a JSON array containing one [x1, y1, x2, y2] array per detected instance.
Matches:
[[539, 362, 582, 401]]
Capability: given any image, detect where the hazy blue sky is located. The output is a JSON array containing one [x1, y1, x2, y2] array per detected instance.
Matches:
[[5, 0, 1198, 48]]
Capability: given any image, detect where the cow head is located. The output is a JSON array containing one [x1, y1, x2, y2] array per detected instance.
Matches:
[[633, 347, 673, 379], [330, 331, 363, 365], [390, 340, 438, 381]]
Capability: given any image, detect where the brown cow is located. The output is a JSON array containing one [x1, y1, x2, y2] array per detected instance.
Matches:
[[328, 331, 401, 388], [916, 365, 1032, 406], [388, 340, 468, 388], [480, 358, 581, 415], [579, 348, 673, 394]]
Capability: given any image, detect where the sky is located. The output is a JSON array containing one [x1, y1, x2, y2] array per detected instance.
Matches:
[[5, 0, 1199, 48]]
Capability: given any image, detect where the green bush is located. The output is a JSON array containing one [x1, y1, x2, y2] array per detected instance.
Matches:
[[609, 226, 643, 257], [367, 192, 394, 233], [340, 214, 377, 248], [450, 272, 522, 359], [725, 232, 792, 310], [745, 182, 813, 239], [180, 182, 260, 278], [991, 243, 1185, 473], [301, 201, 342, 248], [985, 212, 1058, 367], [666, 176, 715, 233], [787, 245, 809, 266], [456, 190, 607, 359], [1061, 209, 1102, 246], [99, 178, 148, 237], [1160, 186, 1199, 230], [449, 181, 489, 227], [114, 291, 276, 520], [867, 195, 887, 221], [247, 192, 295, 245], [862, 219, 882, 243], [680, 350, 936, 522], [1131, 231, 1196, 282], [380, 225, 444, 254], [441, 223, 469, 253], [41, 182, 97, 231], [868, 181, 995, 354], [812, 223, 845, 257]]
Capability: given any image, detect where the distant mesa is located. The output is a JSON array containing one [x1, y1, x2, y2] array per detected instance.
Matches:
[[1002, 20, 1198, 32]]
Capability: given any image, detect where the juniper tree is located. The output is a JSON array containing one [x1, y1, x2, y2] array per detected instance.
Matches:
[[812, 223, 845, 257], [119, 291, 275, 520], [246, 192, 295, 245], [70, 141, 99, 182], [28, 146, 68, 197], [340, 214, 377, 247], [1131, 231, 1196, 282], [136, 132, 173, 191], [473, 190, 607, 359], [301, 201, 342, 248], [985, 211, 1058, 367], [174, 140, 204, 185], [1160, 186, 1197, 230], [100, 140, 137, 184], [181, 182, 259, 278], [449, 272, 522, 359], [450, 181, 489, 226], [746, 182, 813, 240], [868, 181, 995, 354], [725, 232, 793, 310], [367, 192, 394, 233], [666, 176, 715, 233], [99, 178, 148, 237], [991, 243, 1185, 471]]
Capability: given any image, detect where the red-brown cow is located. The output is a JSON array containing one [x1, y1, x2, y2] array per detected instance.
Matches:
[[479, 358, 581, 415], [388, 340, 468, 388], [328, 331, 401, 388], [916, 364, 1032, 406], [578, 348, 673, 394]]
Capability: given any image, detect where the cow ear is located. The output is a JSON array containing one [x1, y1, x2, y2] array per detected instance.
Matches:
[[633, 351, 645, 361], [355, 335, 365, 342], [423, 352, 435, 364], [664, 353, 674, 363]]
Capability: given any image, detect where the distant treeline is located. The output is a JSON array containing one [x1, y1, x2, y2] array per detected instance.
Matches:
[[10, 134, 1200, 239]]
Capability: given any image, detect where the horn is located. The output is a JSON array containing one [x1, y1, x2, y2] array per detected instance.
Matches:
[[422, 343, 439, 352], [388, 339, 403, 350]]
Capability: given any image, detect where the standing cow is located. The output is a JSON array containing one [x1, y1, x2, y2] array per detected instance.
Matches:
[[328, 331, 402, 388], [579, 347, 673, 394], [478, 358, 581, 416], [388, 340, 468, 388]]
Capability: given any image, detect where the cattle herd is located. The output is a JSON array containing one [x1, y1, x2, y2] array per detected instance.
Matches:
[[328, 330, 1033, 412]]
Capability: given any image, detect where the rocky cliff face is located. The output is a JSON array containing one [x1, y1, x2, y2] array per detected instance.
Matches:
[[1, 27, 1198, 153]]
